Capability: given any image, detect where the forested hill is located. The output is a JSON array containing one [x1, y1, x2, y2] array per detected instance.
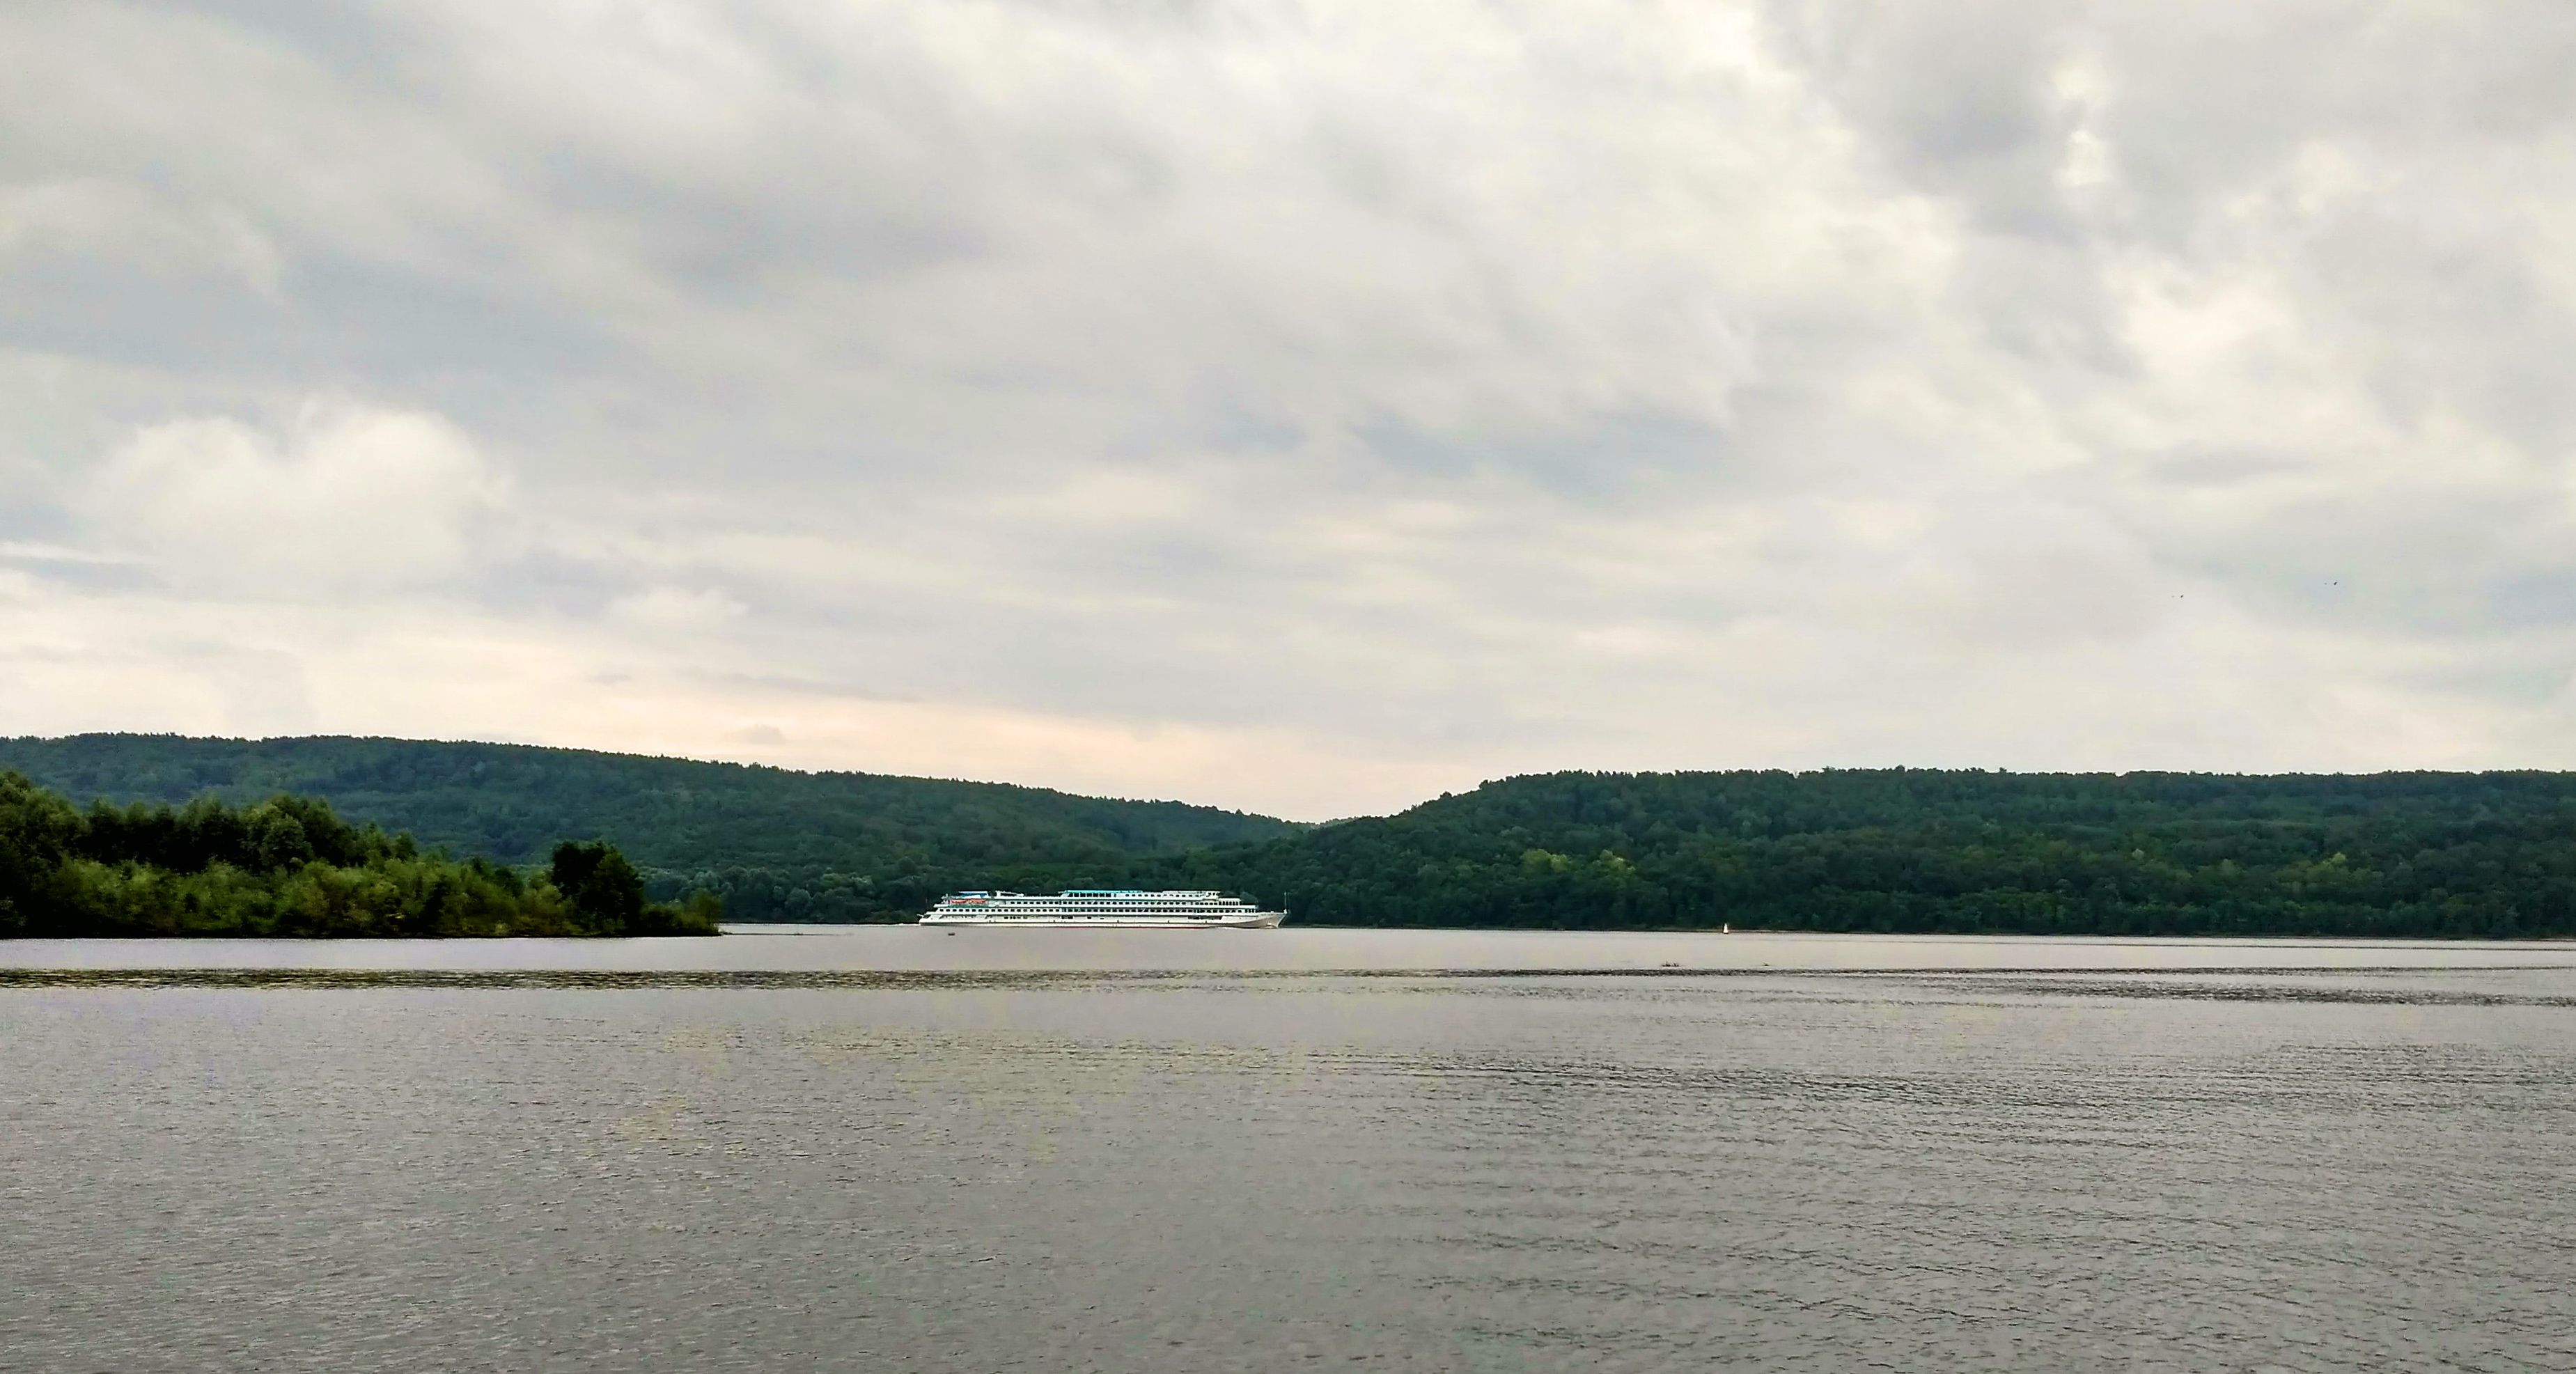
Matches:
[[1152, 769, 2576, 939], [0, 735, 1297, 921], [17, 740, 2576, 937]]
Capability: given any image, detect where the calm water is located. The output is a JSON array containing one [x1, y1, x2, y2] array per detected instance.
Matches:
[[6, 932, 2573, 1371]]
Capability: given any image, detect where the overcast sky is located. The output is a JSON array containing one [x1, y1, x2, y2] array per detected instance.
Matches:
[[5, 1, 2574, 819]]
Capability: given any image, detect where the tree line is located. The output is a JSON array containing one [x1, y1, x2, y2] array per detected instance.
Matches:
[[591, 768, 2576, 938], [15, 737, 2576, 938], [0, 772, 719, 938], [1143, 769, 2576, 938], [0, 734, 1297, 922]]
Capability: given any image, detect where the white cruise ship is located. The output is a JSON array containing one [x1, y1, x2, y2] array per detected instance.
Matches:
[[920, 889, 1285, 928]]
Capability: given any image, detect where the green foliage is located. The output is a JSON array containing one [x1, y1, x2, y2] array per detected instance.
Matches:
[[1148, 769, 2576, 939], [0, 772, 718, 939], [0, 734, 1299, 923], [545, 839, 709, 936], [15, 738, 2576, 937]]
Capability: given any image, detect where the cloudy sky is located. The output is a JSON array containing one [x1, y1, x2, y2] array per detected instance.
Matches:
[[4, 1, 2573, 819]]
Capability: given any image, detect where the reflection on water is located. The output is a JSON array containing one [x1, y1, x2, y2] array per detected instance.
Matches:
[[3, 948, 2572, 1371]]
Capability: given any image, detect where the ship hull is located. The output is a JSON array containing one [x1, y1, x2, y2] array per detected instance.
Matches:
[[919, 912, 1285, 928]]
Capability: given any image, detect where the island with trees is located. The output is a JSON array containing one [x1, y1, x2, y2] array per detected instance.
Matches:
[[0, 772, 719, 938]]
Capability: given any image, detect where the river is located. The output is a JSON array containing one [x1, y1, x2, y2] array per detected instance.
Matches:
[[4, 929, 2570, 1370]]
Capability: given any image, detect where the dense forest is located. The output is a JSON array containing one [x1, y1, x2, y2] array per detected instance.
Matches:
[[0, 735, 1297, 921], [1151, 770, 2576, 939], [0, 772, 719, 938], [13, 737, 2576, 938]]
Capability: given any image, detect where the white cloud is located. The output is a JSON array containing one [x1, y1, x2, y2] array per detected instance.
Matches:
[[0, 178, 283, 292], [607, 585, 748, 631], [77, 405, 511, 597]]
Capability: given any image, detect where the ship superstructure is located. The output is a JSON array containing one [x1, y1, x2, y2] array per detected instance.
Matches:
[[919, 889, 1285, 928]]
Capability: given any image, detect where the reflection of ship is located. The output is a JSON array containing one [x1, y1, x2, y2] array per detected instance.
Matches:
[[919, 889, 1286, 928]]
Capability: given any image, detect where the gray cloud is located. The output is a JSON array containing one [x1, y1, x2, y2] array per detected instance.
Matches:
[[3, 0, 2573, 817]]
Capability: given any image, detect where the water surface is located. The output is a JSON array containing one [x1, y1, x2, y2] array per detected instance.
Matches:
[[4, 932, 2570, 1371], [7, 923, 2571, 973]]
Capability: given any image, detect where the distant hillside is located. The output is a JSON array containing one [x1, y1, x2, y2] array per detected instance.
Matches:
[[0, 735, 1298, 921], [1151, 768, 2576, 939], [17, 741, 2575, 937]]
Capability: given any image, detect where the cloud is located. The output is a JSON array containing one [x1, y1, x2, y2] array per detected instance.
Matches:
[[77, 405, 511, 597], [607, 585, 749, 631], [0, 178, 283, 293], [3, 1, 2576, 818]]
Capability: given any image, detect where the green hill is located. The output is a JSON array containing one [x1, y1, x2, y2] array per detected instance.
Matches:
[[15, 740, 2576, 938], [0, 735, 1298, 922], [1152, 768, 2576, 939]]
